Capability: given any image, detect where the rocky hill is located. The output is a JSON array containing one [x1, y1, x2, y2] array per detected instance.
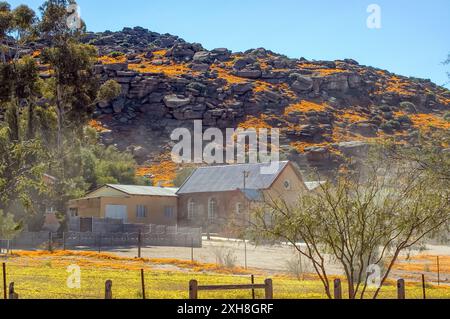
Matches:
[[32, 27, 450, 185]]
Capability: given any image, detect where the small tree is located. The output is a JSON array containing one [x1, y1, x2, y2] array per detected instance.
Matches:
[[0, 210, 22, 239], [250, 146, 449, 299]]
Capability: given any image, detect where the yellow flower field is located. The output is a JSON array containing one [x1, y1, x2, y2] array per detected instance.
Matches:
[[2, 250, 450, 299]]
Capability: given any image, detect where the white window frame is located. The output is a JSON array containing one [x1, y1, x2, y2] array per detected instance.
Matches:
[[187, 199, 195, 220], [208, 198, 217, 220], [136, 205, 147, 218]]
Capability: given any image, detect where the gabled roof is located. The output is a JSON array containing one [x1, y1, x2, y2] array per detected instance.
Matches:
[[84, 184, 179, 198], [304, 181, 327, 191], [177, 162, 290, 195]]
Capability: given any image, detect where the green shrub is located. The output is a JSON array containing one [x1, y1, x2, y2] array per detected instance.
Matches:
[[109, 51, 125, 58], [444, 111, 450, 122]]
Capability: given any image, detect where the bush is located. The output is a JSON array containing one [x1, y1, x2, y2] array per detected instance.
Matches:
[[211, 246, 237, 268], [97, 80, 121, 103], [399, 101, 418, 113], [397, 115, 412, 124], [444, 111, 450, 122], [109, 51, 124, 58], [381, 120, 401, 132]]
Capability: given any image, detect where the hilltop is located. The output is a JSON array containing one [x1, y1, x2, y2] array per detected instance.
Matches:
[[27, 27, 450, 183]]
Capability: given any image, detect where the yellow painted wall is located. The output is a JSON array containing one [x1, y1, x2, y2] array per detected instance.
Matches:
[[69, 195, 177, 226]]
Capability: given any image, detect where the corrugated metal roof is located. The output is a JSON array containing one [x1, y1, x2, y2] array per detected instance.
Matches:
[[177, 162, 289, 194], [304, 181, 327, 191], [240, 189, 264, 202], [106, 184, 179, 197]]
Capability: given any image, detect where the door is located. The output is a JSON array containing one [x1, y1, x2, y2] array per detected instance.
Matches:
[[105, 205, 128, 222]]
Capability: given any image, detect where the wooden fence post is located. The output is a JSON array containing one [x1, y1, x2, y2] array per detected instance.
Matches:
[[422, 274, 426, 300], [105, 280, 112, 299], [140, 269, 146, 300], [334, 279, 342, 299], [2, 262, 6, 300], [437, 256, 440, 286], [189, 280, 198, 299], [397, 279, 405, 299], [8, 282, 18, 299], [48, 232, 52, 252], [264, 278, 273, 299], [251, 275, 255, 300], [62, 232, 66, 251]]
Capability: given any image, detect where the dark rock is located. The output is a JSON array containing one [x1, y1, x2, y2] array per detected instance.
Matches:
[[163, 94, 191, 108], [349, 122, 378, 137]]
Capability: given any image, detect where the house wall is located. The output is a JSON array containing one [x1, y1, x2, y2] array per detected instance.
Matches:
[[263, 163, 308, 205], [177, 163, 308, 233], [68, 195, 178, 226], [177, 190, 247, 232]]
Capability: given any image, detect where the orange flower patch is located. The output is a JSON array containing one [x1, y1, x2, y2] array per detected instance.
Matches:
[[211, 65, 248, 85], [238, 115, 273, 130], [284, 101, 327, 115], [394, 255, 450, 274], [340, 111, 368, 123], [152, 49, 167, 57], [298, 62, 346, 76], [410, 114, 450, 131], [98, 55, 127, 64], [32, 50, 41, 58], [137, 159, 177, 187], [128, 61, 191, 77], [290, 141, 330, 153], [13, 250, 253, 275], [383, 76, 415, 97], [88, 119, 111, 133]]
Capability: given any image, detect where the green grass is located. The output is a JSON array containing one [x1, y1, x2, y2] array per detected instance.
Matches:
[[3, 251, 450, 299]]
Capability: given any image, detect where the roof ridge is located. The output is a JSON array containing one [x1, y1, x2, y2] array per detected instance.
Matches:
[[195, 161, 289, 170]]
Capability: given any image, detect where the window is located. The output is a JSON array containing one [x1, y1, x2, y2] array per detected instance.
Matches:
[[208, 198, 217, 220], [69, 208, 78, 217], [187, 199, 195, 220], [284, 180, 291, 190], [236, 202, 243, 215], [164, 206, 175, 219], [264, 209, 274, 226], [136, 205, 147, 218]]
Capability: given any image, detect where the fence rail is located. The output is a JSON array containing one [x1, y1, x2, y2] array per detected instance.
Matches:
[[6, 228, 202, 250]]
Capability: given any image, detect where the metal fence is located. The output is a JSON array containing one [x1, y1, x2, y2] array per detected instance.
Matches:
[[5, 228, 202, 251]]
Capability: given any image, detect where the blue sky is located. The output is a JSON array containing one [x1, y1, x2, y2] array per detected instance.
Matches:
[[12, 0, 450, 87]]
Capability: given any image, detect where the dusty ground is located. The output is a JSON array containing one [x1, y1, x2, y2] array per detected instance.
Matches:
[[99, 237, 450, 284]]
